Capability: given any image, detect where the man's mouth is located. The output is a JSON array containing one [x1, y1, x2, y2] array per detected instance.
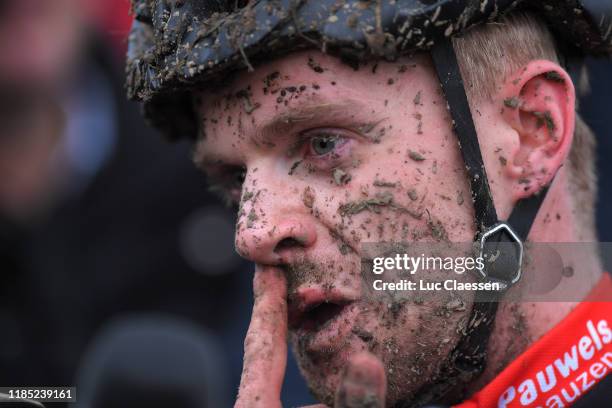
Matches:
[[289, 299, 350, 332], [288, 285, 359, 351]]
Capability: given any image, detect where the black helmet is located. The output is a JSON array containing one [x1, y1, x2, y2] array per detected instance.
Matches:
[[126, 0, 611, 140], [125, 0, 612, 404]]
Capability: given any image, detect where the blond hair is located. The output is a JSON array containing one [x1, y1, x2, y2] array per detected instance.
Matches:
[[452, 12, 597, 236]]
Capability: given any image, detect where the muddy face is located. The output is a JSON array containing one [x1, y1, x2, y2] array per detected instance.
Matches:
[[194, 51, 495, 405]]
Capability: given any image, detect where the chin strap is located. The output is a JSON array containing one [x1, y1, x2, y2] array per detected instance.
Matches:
[[399, 37, 553, 406]]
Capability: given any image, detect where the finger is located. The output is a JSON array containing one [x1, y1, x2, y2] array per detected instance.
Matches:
[[235, 265, 288, 408], [334, 352, 387, 408]]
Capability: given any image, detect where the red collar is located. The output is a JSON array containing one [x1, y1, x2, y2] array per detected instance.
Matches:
[[454, 273, 612, 408]]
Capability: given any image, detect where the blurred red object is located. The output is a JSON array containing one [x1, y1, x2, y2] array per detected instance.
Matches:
[[84, 0, 133, 57]]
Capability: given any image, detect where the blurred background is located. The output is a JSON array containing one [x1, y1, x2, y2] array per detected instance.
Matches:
[[0, 1, 609, 407], [0, 0, 312, 406]]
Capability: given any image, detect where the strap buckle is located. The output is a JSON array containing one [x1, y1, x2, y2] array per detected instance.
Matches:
[[477, 222, 523, 291]]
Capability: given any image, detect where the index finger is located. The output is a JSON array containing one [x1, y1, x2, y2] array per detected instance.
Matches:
[[235, 265, 288, 408]]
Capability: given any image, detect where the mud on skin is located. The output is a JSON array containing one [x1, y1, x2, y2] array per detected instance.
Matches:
[[193, 51, 481, 406]]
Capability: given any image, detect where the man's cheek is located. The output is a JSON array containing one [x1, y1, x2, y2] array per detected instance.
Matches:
[[329, 162, 437, 239], [334, 188, 426, 243]]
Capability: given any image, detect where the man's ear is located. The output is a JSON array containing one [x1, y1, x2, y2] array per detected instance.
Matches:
[[499, 60, 575, 200]]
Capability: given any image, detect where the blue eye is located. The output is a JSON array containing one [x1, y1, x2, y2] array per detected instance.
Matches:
[[310, 135, 340, 156], [303, 128, 351, 159]]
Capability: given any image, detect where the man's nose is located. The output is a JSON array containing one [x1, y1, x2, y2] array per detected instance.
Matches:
[[235, 182, 317, 265]]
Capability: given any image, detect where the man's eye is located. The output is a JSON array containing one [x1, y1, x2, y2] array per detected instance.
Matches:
[[226, 166, 246, 200], [310, 135, 340, 156], [302, 129, 351, 159], [206, 165, 246, 208], [231, 166, 246, 186]]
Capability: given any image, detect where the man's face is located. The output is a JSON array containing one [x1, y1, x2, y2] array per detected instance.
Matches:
[[195, 51, 486, 405]]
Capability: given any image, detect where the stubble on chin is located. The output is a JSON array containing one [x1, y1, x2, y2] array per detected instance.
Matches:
[[291, 297, 470, 407]]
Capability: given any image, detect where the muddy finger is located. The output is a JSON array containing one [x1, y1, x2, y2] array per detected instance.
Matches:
[[235, 265, 288, 408]]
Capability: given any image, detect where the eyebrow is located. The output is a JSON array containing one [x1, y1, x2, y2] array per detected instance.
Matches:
[[194, 95, 369, 168], [256, 97, 368, 141]]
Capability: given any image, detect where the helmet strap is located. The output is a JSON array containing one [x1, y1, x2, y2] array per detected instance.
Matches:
[[400, 36, 554, 405]]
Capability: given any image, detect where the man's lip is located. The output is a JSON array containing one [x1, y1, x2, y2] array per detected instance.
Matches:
[[288, 285, 358, 331]]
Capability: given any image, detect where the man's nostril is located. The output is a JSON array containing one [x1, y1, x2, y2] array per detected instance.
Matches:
[[275, 237, 302, 252]]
